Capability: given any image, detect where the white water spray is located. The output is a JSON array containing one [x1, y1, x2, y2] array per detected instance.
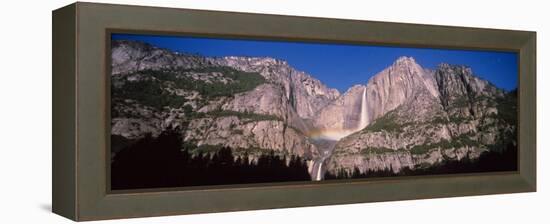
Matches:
[[356, 87, 369, 132], [315, 162, 323, 181], [311, 88, 369, 181]]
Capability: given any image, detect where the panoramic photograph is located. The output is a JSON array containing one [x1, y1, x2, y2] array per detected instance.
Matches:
[[109, 33, 518, 190]]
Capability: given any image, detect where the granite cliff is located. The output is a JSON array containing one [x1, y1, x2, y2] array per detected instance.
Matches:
[[111, 40, 517, 180]]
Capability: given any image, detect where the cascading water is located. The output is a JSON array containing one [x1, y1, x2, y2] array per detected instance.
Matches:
[[310, 87, 369, 181], [315, 162, 323, 181], [356, 87, 369, 132]]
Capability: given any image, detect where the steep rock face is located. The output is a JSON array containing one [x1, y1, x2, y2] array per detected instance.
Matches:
[[312, 85, 366, 131], [213, 56, 340, 119], [111, 39, 516, 179], [110, 40, 326, 165], [326, 62, 516, 176], [221, 84, 311, 133], [361, 57, 439, 123], [111, 40, 340, 120], [329, 146, 483, 175], [313, 57, 438, 132], [435, 63, 504, 118], [184, 117, 317, 159]]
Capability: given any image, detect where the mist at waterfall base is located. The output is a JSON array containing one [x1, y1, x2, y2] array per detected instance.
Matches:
[[307, 87, 369, 141], [308, 88, 368, 181]]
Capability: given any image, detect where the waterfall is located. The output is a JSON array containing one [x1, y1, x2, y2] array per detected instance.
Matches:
[[357, 87, 368, 131], [315, 162, 323, 181], [309, 87, 368, 181]]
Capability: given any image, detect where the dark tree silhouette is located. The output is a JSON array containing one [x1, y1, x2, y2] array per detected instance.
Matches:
[[111, 128, 186, 189], [111, 129, 311, 190]]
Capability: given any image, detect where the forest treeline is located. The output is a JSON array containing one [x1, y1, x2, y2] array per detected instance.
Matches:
[[111, 128, 311, 190]]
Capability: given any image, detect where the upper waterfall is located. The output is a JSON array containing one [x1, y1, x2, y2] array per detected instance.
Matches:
[[357, 87, 368, 132], [307, 86, 369, 141]]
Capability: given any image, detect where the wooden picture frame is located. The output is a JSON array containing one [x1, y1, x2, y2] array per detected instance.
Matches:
[[52, 2, 536, 221]]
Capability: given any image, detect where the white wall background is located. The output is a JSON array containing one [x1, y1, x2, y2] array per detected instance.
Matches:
[[0, 0, 547, 223]]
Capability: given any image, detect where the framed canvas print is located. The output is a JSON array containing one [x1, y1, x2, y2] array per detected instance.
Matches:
[[52, 2, 536, 221]]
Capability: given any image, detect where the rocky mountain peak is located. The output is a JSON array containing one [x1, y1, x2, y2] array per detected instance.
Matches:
[[110, 40, 340, 120], [385, 56, 424, 77], [112, 40, 153, 52], [366, 56, 438, 97], [215, 55, 340, 119], [434, 63, 502, 102], [393, 56, 417, 66], [111, 40, 209, 75], [312, 57, 435, 137], [221, 56, 288, 67], [438, 63, 473, 74], [326, 60, 515, 177]]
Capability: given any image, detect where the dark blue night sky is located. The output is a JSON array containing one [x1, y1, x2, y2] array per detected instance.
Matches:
[[112, 33, 518, 92]]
